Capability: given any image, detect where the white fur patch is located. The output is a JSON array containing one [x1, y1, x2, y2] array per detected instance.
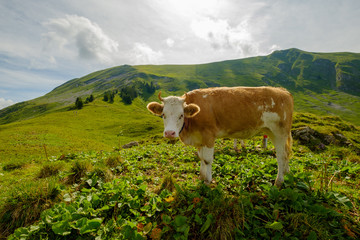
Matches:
[[198, 146, 214, 163], [198, 146, 214, 184], [261, 111, 280, 121], [203, 94, 208, 98], [271, 98, 275, 108], [261, 111, 280, 130]]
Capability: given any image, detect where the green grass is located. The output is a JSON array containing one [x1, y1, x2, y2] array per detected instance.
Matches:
[[0, 96, 162, 162], [0, 111, 359, 238], [0, 177, 61, 236], [293, 90, 360, 124], [0, 97, 163, 221], [4, 136, 360, 239]]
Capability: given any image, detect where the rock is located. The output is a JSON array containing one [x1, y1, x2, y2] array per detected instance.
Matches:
[[292, 126, 352, 151], [122, 141, 139, 149], [332, 132, 351, 146]]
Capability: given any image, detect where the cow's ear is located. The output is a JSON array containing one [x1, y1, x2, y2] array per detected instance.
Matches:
[[147, 102, 163, 116], [184, 103, 200, 118]]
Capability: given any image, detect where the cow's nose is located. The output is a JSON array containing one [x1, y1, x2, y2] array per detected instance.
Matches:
[[164, 130, 176, 138]]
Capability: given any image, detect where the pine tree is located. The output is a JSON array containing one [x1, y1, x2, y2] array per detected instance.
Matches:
[[122, 94, 132, 104], [75, 97, 83, 109], [103, 93, 109, 102], [109, 93, 114, 103]]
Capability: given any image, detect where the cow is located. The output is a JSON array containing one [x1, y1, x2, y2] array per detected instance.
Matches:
[[147, 87, 293, 187]]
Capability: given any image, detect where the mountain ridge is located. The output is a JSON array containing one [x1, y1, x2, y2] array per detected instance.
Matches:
[[1, 48, 360, 125]]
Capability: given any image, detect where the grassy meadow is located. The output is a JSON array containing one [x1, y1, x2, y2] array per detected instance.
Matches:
[[0, 96, 162, 162], [0, 96, 360, 239]]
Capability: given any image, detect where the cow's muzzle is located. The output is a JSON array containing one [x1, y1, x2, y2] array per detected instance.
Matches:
[[164, 130, 176, 138]]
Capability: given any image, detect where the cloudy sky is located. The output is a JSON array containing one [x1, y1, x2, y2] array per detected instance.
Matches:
[[1, 0, 360, 109]]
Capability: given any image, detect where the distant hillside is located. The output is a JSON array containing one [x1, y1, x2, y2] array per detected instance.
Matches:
[[0, 48, 359, 125]]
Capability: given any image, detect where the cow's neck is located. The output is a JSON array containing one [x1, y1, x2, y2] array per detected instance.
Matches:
[[179, 122, 185, 134], [179, 118, 189, 136], [179, 118, 203, 147]]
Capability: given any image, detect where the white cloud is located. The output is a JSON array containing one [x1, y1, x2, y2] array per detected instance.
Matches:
[[131, 43, 164, 65], [1, 0, 360, 104], [268, 44, 281, 53], [0, 98, 15, 109], [165, 38, 175, 48], [42, 15, 119, 63], [191, 17, 259, 57], [164, 0, 222, 18]]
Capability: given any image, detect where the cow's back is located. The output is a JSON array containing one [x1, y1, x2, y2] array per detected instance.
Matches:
[[182, 87, 293, 143]]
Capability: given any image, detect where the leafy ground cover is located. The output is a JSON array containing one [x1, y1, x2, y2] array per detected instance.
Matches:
[[1, 106, 360, 239], [3, 135, 360, 239]]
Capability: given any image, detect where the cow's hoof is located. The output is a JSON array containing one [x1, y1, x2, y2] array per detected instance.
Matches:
[[274, 180, 283, 188], [203, 180, 211, 186]]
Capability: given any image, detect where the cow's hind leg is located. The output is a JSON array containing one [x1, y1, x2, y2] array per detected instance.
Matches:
[[270, 132, 292, 187], [198, 146, 214, 185]]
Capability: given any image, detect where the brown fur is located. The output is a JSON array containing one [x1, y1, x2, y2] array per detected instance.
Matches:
[[180, 87, 293, 148]]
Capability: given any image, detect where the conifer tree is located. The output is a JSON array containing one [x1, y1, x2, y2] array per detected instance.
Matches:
[[75, 97, 83, 109], [89, 94, 94, 102]]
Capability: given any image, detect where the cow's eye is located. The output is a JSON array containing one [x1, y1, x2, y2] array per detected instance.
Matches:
[[162, 114, 166, 119], [179, 114, 184, 119]]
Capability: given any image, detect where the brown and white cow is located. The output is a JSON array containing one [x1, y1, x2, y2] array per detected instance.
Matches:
[[147, 87, 293, 186]]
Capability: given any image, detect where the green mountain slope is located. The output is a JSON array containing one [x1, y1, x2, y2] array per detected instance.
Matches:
[[0, 96, 163, 162], [1, 48, 359, 126]]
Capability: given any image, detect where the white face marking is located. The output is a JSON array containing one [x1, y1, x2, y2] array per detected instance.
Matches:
[[161, 96, 185, 138], [283, 111, 287, 120]]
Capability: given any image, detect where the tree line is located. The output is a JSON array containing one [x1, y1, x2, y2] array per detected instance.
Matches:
[[74, 95, 94, 110], [74, 81, 158, 109], [104, 81, 157, 104]]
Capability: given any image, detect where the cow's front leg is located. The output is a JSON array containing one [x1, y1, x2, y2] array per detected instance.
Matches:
[[198, 146, 214, 185]]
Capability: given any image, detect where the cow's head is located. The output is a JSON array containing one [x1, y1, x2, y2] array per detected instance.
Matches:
[[147, 92, 200, 138]]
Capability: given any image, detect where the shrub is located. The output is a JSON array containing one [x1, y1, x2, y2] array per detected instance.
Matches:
[[65, 160, 92, 185], [0, 178, 61, 237], [38, 163, 63, 178], [87, 167, 114, 186], [2, 162, 24, 171], [105, 154, 123, 168], [155, 174, 176, 194]]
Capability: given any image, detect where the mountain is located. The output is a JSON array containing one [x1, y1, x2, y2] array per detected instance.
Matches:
[[1, 48, 360, 125]]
